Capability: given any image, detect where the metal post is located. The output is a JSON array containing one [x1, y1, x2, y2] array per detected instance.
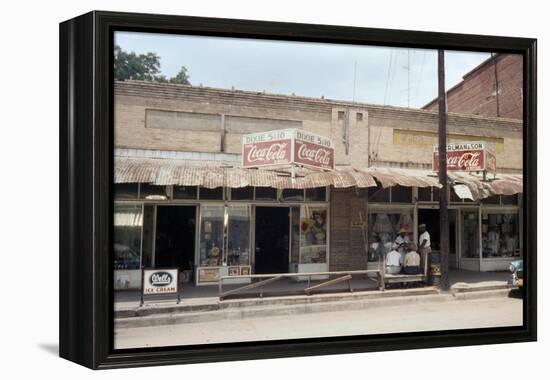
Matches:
[[438, 50, 450, 291]]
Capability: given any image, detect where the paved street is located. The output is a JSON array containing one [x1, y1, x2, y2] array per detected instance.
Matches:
[[114, 296, 522, 349]]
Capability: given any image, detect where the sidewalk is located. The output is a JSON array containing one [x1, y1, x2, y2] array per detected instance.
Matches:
[[114, 269, 514, 323]]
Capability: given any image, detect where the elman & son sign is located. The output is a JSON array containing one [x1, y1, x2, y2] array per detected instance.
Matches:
[[432, 142, 497, 173], [242, 129, 335, 171]]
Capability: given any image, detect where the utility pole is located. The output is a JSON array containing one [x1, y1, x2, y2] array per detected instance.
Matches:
[[438, 49, 450, 291]]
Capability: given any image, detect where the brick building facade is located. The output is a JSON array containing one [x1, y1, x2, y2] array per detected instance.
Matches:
[[423, 53, 523, 120], [113, 80, 523, 289]]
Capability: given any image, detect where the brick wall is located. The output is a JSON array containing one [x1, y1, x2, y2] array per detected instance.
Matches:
[[329, 188, 368, 271], [424, 54, 523, 120], [115, 80, 523, 173]]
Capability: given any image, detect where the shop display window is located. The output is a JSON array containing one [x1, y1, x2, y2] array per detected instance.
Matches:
[[368, 184, 390, 202], [199, 187, 223, 200], [139, 183, 169, 200], [368, 210, 413, 262], [173, 185, 198, 199], [141, 205, 155, 268], [417, 187, 432, 202], [298, 206, 328, 264], [113, 204, 143, 269], [114, 183, 139, 199], [482, 212, 520, 258], [255, 187, 277, 201], [305, 187, 327, 202], [282, 189, 304, 201], [230, 186, 254, 200], [227, 205, 251, 266], [199, 205, 224, 266], [461, 210, 479, 258], [391, 186, 412, 203]]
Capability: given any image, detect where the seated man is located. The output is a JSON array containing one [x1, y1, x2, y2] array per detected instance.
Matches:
[[403, 243, 421, 275], [386, 243, 403, 275]]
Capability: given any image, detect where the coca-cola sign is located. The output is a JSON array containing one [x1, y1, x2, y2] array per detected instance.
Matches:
[[294, 130, 334, 170], [432, 142, 496, 172], [242, 129, 334, 170]]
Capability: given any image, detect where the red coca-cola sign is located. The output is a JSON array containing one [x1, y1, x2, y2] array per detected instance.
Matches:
[[294, 140, 334, 170], [242, 139, 291, 167], [242, 129, 334, 170], [432, 142, 496, 172]]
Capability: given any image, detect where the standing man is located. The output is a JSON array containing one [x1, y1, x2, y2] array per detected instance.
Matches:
[[418, 223, 431, 257]]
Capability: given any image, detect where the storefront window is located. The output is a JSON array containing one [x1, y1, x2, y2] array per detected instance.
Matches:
[[113, 204, 142, 269], [305, 187, 327, 202], [299, 206, 328, 263], [462, 210, 479, 258], [368, 210, 413, 262], [141, 205, 155, 268], [255, 187, 277, 201], [482, 195, 500, 204], [230, 187, 254, 200], [417, 187, 432, 202], [227, 205, 251, 266], [140, 184, 169, 200], [282, 189, 304, 201], [199, 187, 223, 200], [391, 186, 412, 203], [290, 206, 300, 264], [173, 186, 197, 199], [482, 212, 520, 258], [501, 194, 518, 205], [368, 184, 390, 202], [199, 205, 224, 266], [114, 183, 139, 199]]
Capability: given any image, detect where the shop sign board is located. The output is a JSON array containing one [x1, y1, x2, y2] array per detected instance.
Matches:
[[432, 142, 496, 172], [294, 129, 334, 170], [142, 268, 179, 295], [242, 129, 334, 170], [140, 268, 180, 306]]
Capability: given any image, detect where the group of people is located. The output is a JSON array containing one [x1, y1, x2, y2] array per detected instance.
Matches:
[[385, 223, 431, 275]]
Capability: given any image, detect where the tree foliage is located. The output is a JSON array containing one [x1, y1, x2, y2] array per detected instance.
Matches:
[[114, 45, 190, 85]]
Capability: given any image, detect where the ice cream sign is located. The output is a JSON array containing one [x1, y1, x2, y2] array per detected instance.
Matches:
[[242, 129, 334, 170], [432, 142, 496, 173]]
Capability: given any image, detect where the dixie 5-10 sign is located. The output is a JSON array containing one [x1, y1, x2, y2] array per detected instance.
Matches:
[[242, 129, 334, 170]]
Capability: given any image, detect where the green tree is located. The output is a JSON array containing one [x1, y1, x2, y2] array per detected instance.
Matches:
[[114, 46, 191, 85], [169, 66, 191, 85]]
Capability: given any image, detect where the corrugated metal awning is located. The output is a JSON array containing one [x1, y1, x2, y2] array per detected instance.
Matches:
[[114, 156, 523, 198], [114, 157, 378, 189]]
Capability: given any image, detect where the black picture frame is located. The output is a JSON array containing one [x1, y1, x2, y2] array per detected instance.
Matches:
[[59, 10, 537, 369]]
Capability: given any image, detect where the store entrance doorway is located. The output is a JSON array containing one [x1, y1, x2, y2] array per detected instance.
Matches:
[[254, 207, 290, 274], [418, 208, 457, 267], [155, 206, 196, 273]]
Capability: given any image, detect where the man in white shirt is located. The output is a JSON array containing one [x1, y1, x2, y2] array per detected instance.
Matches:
[[403, 243, 421, 275], [394, 228, 410, 254], [386, 243, 403, 274], [418, 223, 431, 256]]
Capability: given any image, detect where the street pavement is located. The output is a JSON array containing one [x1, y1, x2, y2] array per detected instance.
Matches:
[[114, 295, 522, 349]]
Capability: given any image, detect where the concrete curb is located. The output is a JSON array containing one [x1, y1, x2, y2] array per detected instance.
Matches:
[[114, 287, 513, 329], [115, 287, 439, 319]]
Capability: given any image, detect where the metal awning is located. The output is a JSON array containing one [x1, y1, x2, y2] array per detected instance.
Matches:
[[114, 156, 522, 198], [114, 157, 377, 189]]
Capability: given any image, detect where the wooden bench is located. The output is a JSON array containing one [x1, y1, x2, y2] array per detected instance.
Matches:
[[380, 251, 429, 290]]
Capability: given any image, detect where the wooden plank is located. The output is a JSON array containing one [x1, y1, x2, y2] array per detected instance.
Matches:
[[220, 275, 282, 299], [304, 274, 352, 294]]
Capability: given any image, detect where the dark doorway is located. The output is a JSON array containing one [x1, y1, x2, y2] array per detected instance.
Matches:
[[155, 206, 196, 271], [255, 207, 290, 274], [418, 209, 457, 255]]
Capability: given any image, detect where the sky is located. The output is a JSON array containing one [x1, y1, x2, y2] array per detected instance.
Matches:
[[115, 31, 492, 109]]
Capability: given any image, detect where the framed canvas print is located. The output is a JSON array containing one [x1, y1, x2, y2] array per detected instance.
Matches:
[[59, 11, 537, 369]]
